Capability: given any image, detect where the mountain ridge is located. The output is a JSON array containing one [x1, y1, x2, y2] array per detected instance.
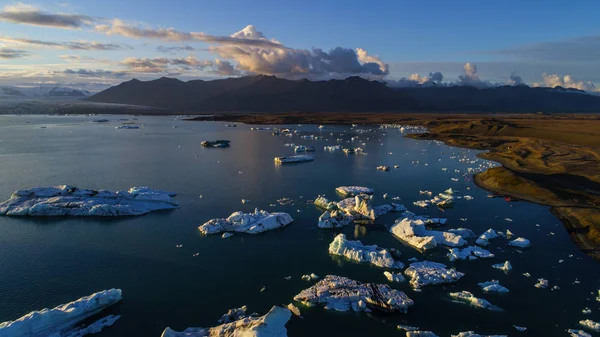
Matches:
[[87, 75, 600, 113]]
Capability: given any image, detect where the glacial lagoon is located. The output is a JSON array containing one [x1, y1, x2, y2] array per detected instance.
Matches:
[[0, 115, 598, 336]]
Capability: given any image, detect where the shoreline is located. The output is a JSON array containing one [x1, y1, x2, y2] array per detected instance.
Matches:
[[188, 112, 600, 259]]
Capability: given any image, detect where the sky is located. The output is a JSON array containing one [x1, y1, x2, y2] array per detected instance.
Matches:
[[0, 0, 599, 91]]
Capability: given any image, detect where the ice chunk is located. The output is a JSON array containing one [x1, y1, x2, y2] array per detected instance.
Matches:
[[293, 275, 414, 313], [0, 289, 122, 337], [301, 273, 320, 282], [335, 186, 374, 197], [0, 185, 179, 216], [354, 195, 376, 220], [377, 166, 390, 171], [324, 145, 342, 151], [115, 125, 139, 129], [317, 210, 352, 229], [161, 306, 290, 337], [568, 330, 592, 337], [221, 232, 233, 239], [508, 237, 531, 248], [513, 326, 527, 332], [62, 315, 120, 337], [407, 331, 439, 337], [294, 145, 315, 153], [286, 303, 301, 318], [404, 261, 464, 289], [478, 280, 509, 293], [336, 196, 404, 220], [390, 218, 466, 251], [397, 325, 420, 331], [201, 140, 230, 148], [449, 291, 502, 311], [447, 229, 476, 239], [476, 229, 499, 246], [534, 278, 549, 289], [580, 319, 600, 332], [314, 196, 337, 210], [492, 261, 512, 272], [384, 271, 406, 283], [274, 155, 314, 164], [329, 234, 404, 269], [199, 209, 293, 234], [447, 246, 495, 261]]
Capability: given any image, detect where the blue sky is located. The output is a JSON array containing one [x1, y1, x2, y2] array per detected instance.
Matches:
[[1, 0, 599, 91]]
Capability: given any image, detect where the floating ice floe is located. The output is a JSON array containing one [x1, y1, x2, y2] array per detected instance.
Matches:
[[534, 278, 549, 289], [492, 261, 512, 272], [221, 232, 233, 239], [199, 209, 293, 235], [0, 185, 179, 216], [390, 217, 466, 251], [0, 289, 122, 337], [404, 261, 464, 289], [477, 280, 509, 293], [115, 125, 139, 129], [384, 271, 406, 283], [377, 166, 390, 171], [301, 273, 320, 282], [397, 325, 420, 332], [568, 330, 592, 337], [329, 234, 404, 269], [161, 306, 291, 337], [406, 331, 439, 337], [508, 237, 531, 248], [583, 308, 592, 315], [317, 210, 353, 228], [513, 326, 527, 332], [92, 119, 109, 123], [314, 196, 337, 210], [476, 229, 499, 246], [286, 303, 301, 318], [324, 145, 342, 151], [294, 145, 315, 153], [449, 291, 502, 311], [413, 188, 455, 209], [580, 319, 600, 332], [452, 332, 507, 337], [293, 275, 414, 312], [274, 155, 314, 164], [61, 314, 120, 337], [335, 186, 374, 197], [447, 246, 495, 261]]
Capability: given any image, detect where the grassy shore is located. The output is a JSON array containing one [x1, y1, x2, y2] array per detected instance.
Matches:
[[190, 112, 600, 259]]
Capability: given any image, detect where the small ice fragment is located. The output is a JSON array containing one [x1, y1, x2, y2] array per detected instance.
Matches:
[[301, 273, 319, 281], [241, 199, 251, 204], [508, 237, 531, 248], [505, 218, 513, 222], [579, 319, 600, 332], [568, 330, 592, 337], [284, 276, 292, 280], [523, 272, 531, 277], [407, 331, 439, 337], [582, 308, 592, 314], [534, 278, 549, 289], [286, 303, 302, 317], [221, 232, 233, 239], [260, 286, 266, 292], [176, 244, 183, 248], [384, 271, 406, 283], [478, 280, 509, 293], [492, 261, 512, 272], [513, 325, 527, 332]]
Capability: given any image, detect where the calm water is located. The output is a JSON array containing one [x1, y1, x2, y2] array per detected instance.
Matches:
[[0, 115, 598, 337]]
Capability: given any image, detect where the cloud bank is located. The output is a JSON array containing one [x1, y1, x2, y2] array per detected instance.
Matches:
[[0, 3, 94, 28], [0, 36, 129, 50]]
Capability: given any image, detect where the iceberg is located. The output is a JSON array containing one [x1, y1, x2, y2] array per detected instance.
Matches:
[[390, 218, 466, 251], [476, 229, 499, 246], [377, 166, 390, 171], [324, 145, 342, 151], [217, 306, 248, 324], [0, 185, 179, 216], [569, 330, 592, 337], [201, 140, 231, 148], [492, 261, 512, 272], [335, 186, 374, 197], [274, 155, 314, 164], [534, 278, 549, 289], [447, 246, 495, 261], [301, 273, 320, 282], [580, 320, 600, 332], [404, 261, 464, 289], [317, 210, 352, 229], [199, 209, 293, 235], [329, 234, 404, 269], [406, 332, 439, 337], [0, 289, 122, 337], [336, 196, 405, 220], [384, 271, 406, 283], [115, 125, 139, 129], [449, 291, 501, 311], [508, 237, 531, 248], [294, 145, 315, 153], [161, 306, 291, 337], [477, 280, 509, 293], [314, 196, 337, 210], [293, 275, 414, 313]]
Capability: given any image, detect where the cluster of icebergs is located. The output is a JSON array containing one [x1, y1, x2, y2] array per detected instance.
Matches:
[[413, 188, 456, 209], [199, 209, 294, 235], [0, 185, 179, 216]]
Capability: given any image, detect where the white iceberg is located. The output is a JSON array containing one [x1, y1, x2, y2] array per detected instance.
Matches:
[[508, 237, 531, 248], [404, 261, 464, 289], [406, 332, 439, 337], [397, 325, 420, 331], [314, 196, 337, 210], [447, 246, 495, 261], [477, 280, 509, 293], [449, 291, 501, 311], [384, 271, 406, 283], [294, 145, 314, 153], [324, 145, 342, 151], [390, 218, 466, 251], [534, 278, 549, 289], [301, 273, 320, 282], [115, 125, 139, 129], [476, 229, 499, 246], [0, 289, 122, 337], [199, 209, 293, 235], [293, 275, 414, 312], [580, 319, 600, 332], [569, 330, 592, 337], [513, 325, 527, 332], [0, 186, 179, 216], [317, 210, 352, 229], [329, 234, 404, 269], [492, 261, 512, 272], [161, 306, 291, 337], [274, 155, 314, 164], [335, 186, 374, 197], [335, 196, 404, 220]]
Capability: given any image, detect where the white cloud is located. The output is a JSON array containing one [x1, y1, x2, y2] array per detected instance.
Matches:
[[533, 73, 597, 91]]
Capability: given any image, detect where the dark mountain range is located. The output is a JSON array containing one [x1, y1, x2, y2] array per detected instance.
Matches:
[[88, 75, 600, 113]]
